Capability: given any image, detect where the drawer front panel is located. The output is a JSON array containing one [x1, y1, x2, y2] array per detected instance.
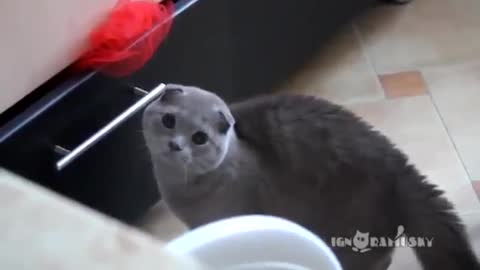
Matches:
[[0, 75, 159, 223]]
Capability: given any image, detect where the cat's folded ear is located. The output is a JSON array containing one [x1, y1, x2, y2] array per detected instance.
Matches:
[[160, 84, 184, 103], [217, 110, 235, 134]]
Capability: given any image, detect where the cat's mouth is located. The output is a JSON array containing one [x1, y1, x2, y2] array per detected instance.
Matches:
[[144, 137, 189, 163], [156, 151, 192, 166], [175, 154, 191, 164]]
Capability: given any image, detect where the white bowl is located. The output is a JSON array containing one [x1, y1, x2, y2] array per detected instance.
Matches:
[[166, 215, 342, 270]]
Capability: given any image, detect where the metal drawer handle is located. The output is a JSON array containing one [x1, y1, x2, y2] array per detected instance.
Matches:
[[55, 83, 166, 171]]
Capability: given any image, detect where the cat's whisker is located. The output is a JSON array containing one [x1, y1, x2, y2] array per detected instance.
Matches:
[[182, 163, 189, 185]]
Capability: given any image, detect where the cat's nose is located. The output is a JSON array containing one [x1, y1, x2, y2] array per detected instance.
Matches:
[[168, 140, 182, 152]]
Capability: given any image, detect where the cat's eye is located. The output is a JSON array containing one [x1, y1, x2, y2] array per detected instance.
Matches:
[[162, 113, 175, 129], [192, 131, 208, 145]]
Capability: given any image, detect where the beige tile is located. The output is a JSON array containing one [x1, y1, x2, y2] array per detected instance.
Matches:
[[348, 96, 480, 213], [136, 201, 188, 242], [356, 0, 480, 73], [379, 71, 427, 99], [281, 25, 384, 105], [423, 63, 480, 180]]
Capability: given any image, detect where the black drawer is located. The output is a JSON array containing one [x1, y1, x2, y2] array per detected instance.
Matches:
[[0, 74, 160, 223]]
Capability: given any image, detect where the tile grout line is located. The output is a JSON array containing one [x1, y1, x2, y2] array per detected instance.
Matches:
[[424, 80, 475, 183], [424, 82, 480, 205], [351, 22, 385, 99]]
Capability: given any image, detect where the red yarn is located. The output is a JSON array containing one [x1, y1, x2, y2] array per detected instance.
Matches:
[[74, 0, 174, 77]]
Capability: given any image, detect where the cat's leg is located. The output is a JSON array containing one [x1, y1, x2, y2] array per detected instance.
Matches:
[[334, 248, 393, 270], [372, 253, 393, 270]]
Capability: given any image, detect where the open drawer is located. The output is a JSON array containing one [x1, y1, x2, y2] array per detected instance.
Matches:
[[0, 74, 162, 223]]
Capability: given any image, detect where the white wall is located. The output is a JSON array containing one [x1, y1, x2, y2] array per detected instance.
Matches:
[[0, 0, 117, 113]]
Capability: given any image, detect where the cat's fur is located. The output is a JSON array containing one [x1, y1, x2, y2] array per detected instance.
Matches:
[[142, 84, 480, 270]]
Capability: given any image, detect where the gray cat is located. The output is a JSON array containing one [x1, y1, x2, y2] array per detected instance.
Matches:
[[142, 84, 479, 270]]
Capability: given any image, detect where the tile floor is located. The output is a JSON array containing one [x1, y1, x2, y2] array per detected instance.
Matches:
[[286, 0, 480, 268], [139, 0, 480, 268]]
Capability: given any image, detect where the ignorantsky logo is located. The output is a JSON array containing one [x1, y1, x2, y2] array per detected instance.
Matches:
[[331, 226, 434, 253]]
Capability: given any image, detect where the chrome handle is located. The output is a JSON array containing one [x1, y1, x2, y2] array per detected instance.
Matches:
[[55, 83, 166, 171]]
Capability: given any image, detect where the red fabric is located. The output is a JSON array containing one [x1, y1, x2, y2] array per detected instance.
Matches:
[[73, 0, 174, 77]]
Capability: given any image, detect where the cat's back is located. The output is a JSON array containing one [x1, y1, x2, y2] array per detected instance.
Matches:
[[230, 94, 408, 178], [230, 94, 406, 232], [231, 94, 369, 144]]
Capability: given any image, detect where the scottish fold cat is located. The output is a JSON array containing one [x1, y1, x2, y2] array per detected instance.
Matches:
[[142, 84, 479, 270]]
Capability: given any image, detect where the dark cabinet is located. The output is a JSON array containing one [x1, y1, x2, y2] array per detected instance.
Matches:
[[0, 0, 375, 224], [127, 0, 234, 100], [0, 75, 159, 223]]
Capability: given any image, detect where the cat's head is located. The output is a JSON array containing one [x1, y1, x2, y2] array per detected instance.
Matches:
[[353, 230, 370, 249], [142, 84, 235, 176]]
